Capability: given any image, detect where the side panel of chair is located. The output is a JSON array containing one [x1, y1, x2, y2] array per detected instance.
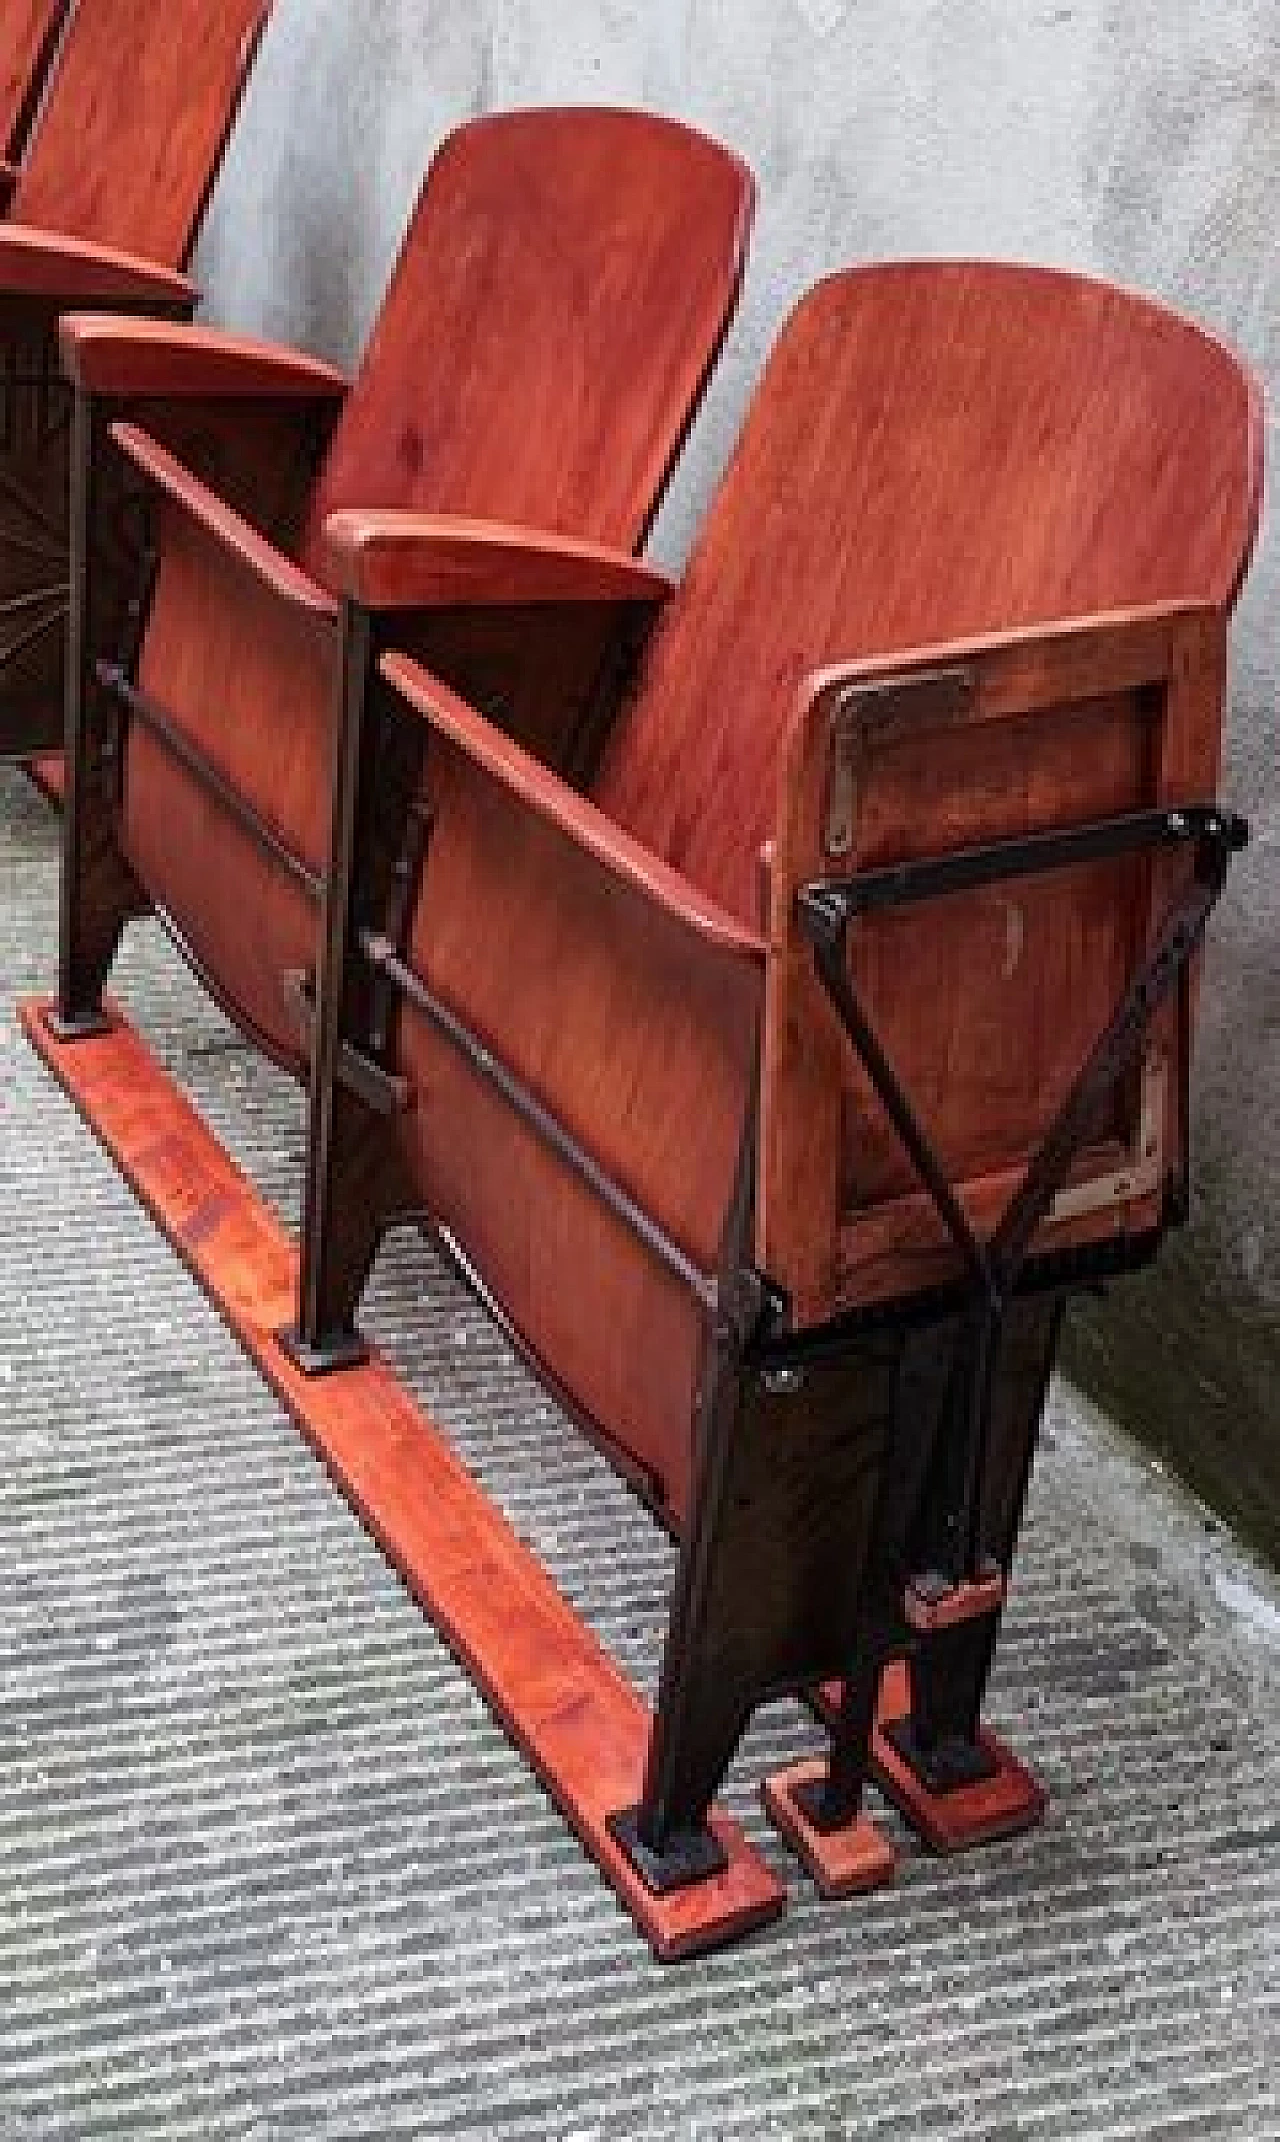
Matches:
[[122, 491, 339, 1067], [758, 604, 1226, 1324], [54, 393, 343, 1026], [390, 720, 763, 1520], [1, 0, 68, 162], [11, 0, 270, 266], [122, 566, 656, 1072]]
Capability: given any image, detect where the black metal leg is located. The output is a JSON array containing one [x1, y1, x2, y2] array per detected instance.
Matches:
[[54, 389, 145, 1039], [611, 1297, 904, 1893]]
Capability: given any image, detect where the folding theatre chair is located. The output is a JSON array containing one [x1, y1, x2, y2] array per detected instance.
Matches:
[[1, 0, 69, 165], [32, 261, 1258, 1952], [42, 105, 753, 1081], [0, 0, 272, 771]]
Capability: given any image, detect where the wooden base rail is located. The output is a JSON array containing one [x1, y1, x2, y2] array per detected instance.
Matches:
[[24, 995, 1060, 1944], [21, 997, 784, 1961]]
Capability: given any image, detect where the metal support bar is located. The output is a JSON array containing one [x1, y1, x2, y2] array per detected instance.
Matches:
[[800, 804, 1247, 936], [984, 836, 1237, 1291], [357, 927, 724, 1319], [800, 805, 1248, 1589], [97, 662, 325, 903], [810, 936, 994, 1295], [282, 967, 412, 1117]]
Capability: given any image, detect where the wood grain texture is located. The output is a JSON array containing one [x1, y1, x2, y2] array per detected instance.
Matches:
[[21, 997, 783, 1961], [11, 0, 270, 268], [758, 603, 1223, 1317], [115, 423, 339, 618], [60, 314, 347, 401], [596, 262, 1261, 922], [120, 107, 756, 1077], [303, 108, 754, 557], [389, 699, 765, 1519], [367, 267, 1258, 1530], [382, 653, 766, 962], [325, 509, 674, 612], [127, 498, 340, 1069], [0, 0, 273, 778], [0, 224, 194, 304], [0, 0, 67, 161]]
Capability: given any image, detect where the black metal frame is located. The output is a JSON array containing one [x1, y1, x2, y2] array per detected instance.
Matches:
[[799, 803, 1247, 1590]]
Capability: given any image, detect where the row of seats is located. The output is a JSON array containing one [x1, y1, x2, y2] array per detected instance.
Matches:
[[0, 0, 1263, 1948]]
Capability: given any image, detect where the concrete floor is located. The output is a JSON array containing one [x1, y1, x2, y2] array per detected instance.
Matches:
[[1, 767, 1277, 2139]]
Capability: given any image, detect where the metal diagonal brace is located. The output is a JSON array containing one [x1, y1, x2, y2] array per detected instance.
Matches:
[[798, 804, 1248, 1585]]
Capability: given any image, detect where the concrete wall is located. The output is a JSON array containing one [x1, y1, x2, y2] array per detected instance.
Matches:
[[193, 0, 1278, 1506]]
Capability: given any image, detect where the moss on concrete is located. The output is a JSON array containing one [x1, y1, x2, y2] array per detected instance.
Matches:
[[1063, 1229, 1280, 1570]]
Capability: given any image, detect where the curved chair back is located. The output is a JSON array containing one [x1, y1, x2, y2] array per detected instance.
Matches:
[[11, 0, 271, 265], [598, 261, 1262, 920], [306, 108, 754, 556]]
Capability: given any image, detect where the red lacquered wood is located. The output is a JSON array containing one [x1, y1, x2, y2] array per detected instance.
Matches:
[[325, 510, 674, 613], [11, 0, 270, 268], [302, 108, 754, 557], [762, 1761, 896, 1899], [758, 599, 1224, 1319], [811, 1664, 1047, 1852], [121, 107, 755, 1077], [21, 996, 784, 1962], [60, 314, 347, 402], [114, 423, 339, 619], [382, 654, 767, 963], [388, 679, 765, 1517], [1, 0, 67, 162], [126, 502, 340, 1070], [0, 224, 194, 305], [597, 262, 1261, 924], [1, 1, 274, 786]]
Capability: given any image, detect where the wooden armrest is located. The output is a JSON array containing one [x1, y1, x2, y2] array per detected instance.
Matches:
[[60, 314, 348, 402], [111, 421, 338, 621], [325, 509, 675, 612], [381, 652, 765, 964], [0, 225, 195, 308]]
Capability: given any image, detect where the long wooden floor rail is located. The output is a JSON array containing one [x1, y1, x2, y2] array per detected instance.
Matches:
[[39, 255, 1263, 1937]]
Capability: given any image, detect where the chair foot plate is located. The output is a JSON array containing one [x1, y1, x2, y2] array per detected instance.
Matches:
[[275, 1321, 370, 1376], [870, 1661, 1047, 1851], [762, 1759, 895, 1898], [22, 751, 65, 806], [21, 996, 786, 1963]]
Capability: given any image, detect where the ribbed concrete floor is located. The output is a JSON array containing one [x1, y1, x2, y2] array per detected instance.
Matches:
[[2, 767, 1277, 2139]]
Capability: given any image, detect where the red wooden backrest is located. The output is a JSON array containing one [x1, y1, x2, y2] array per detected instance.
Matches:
[[11, 0, 270, 266], [597, 261, 1262, 923], [1, 0, 67, 161], [303, 108, 754, 561]]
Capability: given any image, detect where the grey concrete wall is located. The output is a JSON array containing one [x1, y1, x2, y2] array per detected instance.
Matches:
[[193, 0, 1277, 1500]]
